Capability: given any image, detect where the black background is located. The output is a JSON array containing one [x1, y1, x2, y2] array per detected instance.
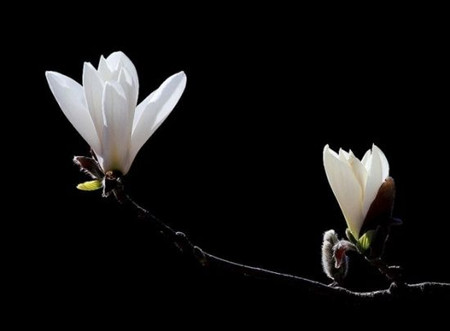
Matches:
[[8, 5, 448, 325]]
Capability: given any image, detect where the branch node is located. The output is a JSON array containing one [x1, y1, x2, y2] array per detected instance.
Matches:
[[174, 231, 194, 253], [193, 246, 208, 266]]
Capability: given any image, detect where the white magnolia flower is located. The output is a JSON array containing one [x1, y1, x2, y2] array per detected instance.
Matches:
[[323, 144, 389, 240], [46, 51, 186, 176]]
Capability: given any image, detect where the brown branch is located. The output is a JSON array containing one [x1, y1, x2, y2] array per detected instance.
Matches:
[[112, 183, 450, 306]]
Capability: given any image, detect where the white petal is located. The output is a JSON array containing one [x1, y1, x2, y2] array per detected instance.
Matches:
[[46, 71, 100, 153], [362, 145, 389, 218], [326, 145, 339, 159], [118, 67, 138, 111], [373, 144, 389, 180], [129, 71, 187, 168], [100, 82, 132, 174], [324, 145, 365, 238], [361, 149, 372, 168], [82, 62, 104, 138], [338, 149, 367, 188], [98, 55, 112, 81], [347, 150, 368, 190], [338, 148, 350, 160], [105, 51, 139, 89]]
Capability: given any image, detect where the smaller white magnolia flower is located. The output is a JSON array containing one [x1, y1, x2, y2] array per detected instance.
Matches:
[[46, 51, 186, 179], [323, 144, 390, 241]]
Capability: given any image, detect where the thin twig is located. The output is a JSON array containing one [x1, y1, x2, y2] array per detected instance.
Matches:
[[113, 184, 450, 305]]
